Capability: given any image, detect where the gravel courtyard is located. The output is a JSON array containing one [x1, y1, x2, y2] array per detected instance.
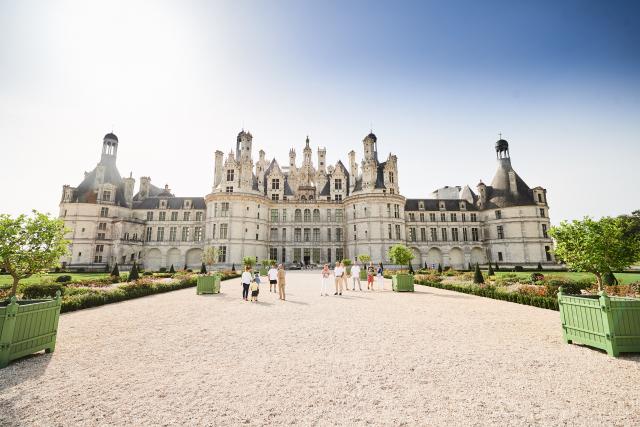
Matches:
[[1, 272, 639, 426]]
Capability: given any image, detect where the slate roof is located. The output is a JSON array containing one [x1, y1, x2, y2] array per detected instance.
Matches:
[[71, 160, 129, 207], [132, 197, 206, 210], [404, 199, 478, 211], [319, 181, 330, 196], [484, 158, 536, 208]]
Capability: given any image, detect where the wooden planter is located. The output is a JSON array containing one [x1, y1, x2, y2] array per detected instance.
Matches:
[[0, 292, 62, 368], [359, 269, 368, 280], [392, 274, 414, 292], [558, 288, 640, 356], [197, 275, 221, 295]]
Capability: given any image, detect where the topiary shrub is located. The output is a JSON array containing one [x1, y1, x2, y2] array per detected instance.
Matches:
[[487, 263, 495, 276], [437, 264, 442, 274], [514, 265, 524, 272], [111, 263, 120, 277], [22, 283, 65, 299], [127, 262, 139, 282], [55, 275, 72, 283], [473, 263, 484, 284], [495, 262, 499, 271], [537, 262, 543, 271], [530, 272, 544, 283], [169, 264, 176, 273], [159, 267, 167, 273], [200, 262, 207, 274]]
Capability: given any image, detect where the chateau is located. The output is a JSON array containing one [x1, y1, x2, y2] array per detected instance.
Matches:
[[59, 131, 554, 271]]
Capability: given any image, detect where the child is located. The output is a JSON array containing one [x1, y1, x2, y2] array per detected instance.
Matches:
[[250, 272, 260, 302]]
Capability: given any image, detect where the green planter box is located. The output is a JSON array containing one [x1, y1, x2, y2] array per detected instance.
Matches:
[[1, 292, 62, 368], [197, 275, 221, 295], [558, 288, 640, 357], [359, 269, 367, 280], [392, 274, 414, 292]]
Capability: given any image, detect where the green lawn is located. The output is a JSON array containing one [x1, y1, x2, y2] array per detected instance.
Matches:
[[0, 273, 113, 289], [494, 271, 640, 284]]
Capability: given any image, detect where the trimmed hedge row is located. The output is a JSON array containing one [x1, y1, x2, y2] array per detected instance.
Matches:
[[60, 273, 240, 313], [416, 279, 559, 311]]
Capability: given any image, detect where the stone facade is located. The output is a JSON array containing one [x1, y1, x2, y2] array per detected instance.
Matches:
[[58, 132, 554, 271]]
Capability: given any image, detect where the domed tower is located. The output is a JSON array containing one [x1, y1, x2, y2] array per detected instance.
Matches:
[[363, 132, 378, 162], [101, 133, 119, 164], [495, 138, 510, 160]]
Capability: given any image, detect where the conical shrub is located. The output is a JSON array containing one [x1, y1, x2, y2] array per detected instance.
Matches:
[[473, 263, 484, 284], [128, 262, 139, 282], [111, 263, 120, 277]]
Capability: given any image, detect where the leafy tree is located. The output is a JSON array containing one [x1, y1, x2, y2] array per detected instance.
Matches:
[[549, 216, 640, 291], [111, 263, 120, 277], [357, 254, 371, 268], [128, 262, 139, 282], [387, 244, 415, 272], [202, 247, 219, 272], [0, 211, 69, 297], [473, 263, 484, 284], [487, 263, 495, 276], [242, 256, 256, 269], [437, 263, 443, 274], [169, 264, 175, 274]]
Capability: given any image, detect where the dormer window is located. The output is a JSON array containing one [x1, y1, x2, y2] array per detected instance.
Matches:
[[537, 193, 543, 203], [160, 200, 167, 209], [418, 201, 425, 210], [272, 179, 280, 190], [334, 179, 342, 190], [102, 190, 111, 201], [460, 202, 466, 210], [227, 169, 235, 181], [184, 200, 192, 209], [439, 202, 445, 210]]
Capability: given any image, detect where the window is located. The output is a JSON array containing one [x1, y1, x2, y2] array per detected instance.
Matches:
[[294, 228, 301, 242], [334, 179, 342, 190], [394, 205, 400, 218], [326, 209, 332, 222], [336, 248, 344, 261], [145, 227, 152, 242], [102, 190, 111, 201], [409, 213, 415, 222], [159, 211, 166, 221], [545, 245, 552, 261], [335, 209, 343, 222], [272, 194, 279, 201], [156, 227, 164, 241], [294, 209, 302, 222], [94, 256, 103, 263], [196, 212, 203, 221], [539, 208, 545, 218], [420, 228, 426, 242], [495, 210, 502, 219], [538, 193, 543, 203], [336, 228, 343, 242], [283, 209, 287, 221], [100, 207, 109, 217], [327, 248, 332, 263], [498, 252, 504, 261], [220, 224, 228, 239], [409, 227, 416, 242], [281, 247, 286, 263], [194, 227, 203, 242], [450, 213, 457, 222], [97, 233, 105, 239], [95, 244, 104, 253], [389, 172, 394, 183], [327, 228, 332, 241], [160, 200, 167, 209], [471, 227, 479, 241], [441, 228, 448, 241], [147, 211, 154, 221], [313, 228, 320, 242], [270, 228, 278, 240], [282, 228, 287, 241], [218, 246, 227, 262], [169, 227, 177, 241], [420, 213, 425, 222], [313, 209, 320, 222], [461, 213, 466, 222], [304, 209, 311, 222], [171, 211, 178, 221], [271, 209, 279, 222], [270, 247, 278, 260], [226, 169, 235, 181], [271, 178, 280, 190], [418, 201, 425, 210], [440, 213, 446, 222], [181, 227, 190, 241], [429, 213, 436, 222], [304, 228, 311, 242], [334, 194, 342, 202], [471, 213, 477, 222], [463, 228, 468, 241], [221, 202, 230, 217], [451, 228, 459, 241], [497, 225, 504, 239], [387, 204, 391, 217], [395, 224, 401, 240], [183, 212, 191, 221], [225, 186, 233, 193], [98, 222, 107, 230], [430, 228, 438, 241], [542, 224, 548, 238], [388, 224, 392, 239]]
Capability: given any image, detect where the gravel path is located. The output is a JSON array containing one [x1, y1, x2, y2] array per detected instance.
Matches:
[[1, 272, 639, 426]]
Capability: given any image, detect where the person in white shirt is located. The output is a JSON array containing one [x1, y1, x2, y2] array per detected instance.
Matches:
[[267, 265, 278, 293], [350, 264, 362, 291], [241, 266, 253, 301], [320, 264, 330, 296], [334, 262, 344, 295]]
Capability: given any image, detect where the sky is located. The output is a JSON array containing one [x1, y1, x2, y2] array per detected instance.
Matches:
[[1, 0, 639, 224]]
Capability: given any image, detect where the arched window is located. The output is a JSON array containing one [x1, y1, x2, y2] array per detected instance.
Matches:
[[294, 209, 302, 222], [304, 209, 311, 222], [312, 209, 320, 222]]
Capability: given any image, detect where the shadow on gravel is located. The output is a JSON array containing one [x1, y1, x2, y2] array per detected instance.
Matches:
[[0, 351, 52, 394]]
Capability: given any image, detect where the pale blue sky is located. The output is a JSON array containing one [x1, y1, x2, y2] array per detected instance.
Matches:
[[1, 0, 639, 223]]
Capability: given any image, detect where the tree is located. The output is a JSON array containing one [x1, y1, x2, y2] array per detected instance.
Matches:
[[357, 254, 371, 268], [242, 256, 256, 269], [549, 216, 640, 291], [169, 264, 175, 274], [387, 244, 415, 272], [202, 247, 219, 273], [128, 262, 139, 281], [473, 263, 484, 284], [111, 263, 120, 278], [487, 263, 495, 276], [0, 211, 69, 297]]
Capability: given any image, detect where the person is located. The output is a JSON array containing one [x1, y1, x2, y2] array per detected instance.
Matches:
[[376, 263, 384, 291], [277, 263, 286, 300], [250, 272, 260, 302], [241, 266, 252, 301], [320, 264, 330, 296], [351, 263, 362, 291], [267, 264, 278, 293], [334, 262, 344, 295], [367, 262, 375, 290]]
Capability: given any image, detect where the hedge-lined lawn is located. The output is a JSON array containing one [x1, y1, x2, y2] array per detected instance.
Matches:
[[0, 273, 113, 289], [493, 271, 640, 284]]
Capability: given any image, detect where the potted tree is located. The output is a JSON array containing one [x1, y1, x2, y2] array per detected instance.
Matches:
[[259, 259, 273, 277], [242, 256, 257, 272], [0, 211, 68, 368], [357, 254, 371, 280], [388, 244, 415, 292], [550, 215, 640, 356], [197, 247, 221, 294], [341, 258, 352, 278]]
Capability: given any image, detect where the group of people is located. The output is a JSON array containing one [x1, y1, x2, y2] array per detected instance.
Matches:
[[240, 264, 287, 302], [320, 261, 384, 296]]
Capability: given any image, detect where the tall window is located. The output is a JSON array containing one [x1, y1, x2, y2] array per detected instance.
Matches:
[[542, 224, 548, 238], [335, 209, 343, 222], [387, 204, 391, 217], [313, 209, 320, 222], [461, 213, 466, 222], [211, 224, 216, 239], [156, 227, 164, 241], [270, 228, 278, 240], [294, 228, 301, 242], [271, 209, 279, 222], [471, 227, 479, 241], [470, 213, 477, 222], [226, 169, 235, 181], [282, 209, 287, 221], [441, 228, 448, 241], [294, 209, 302, 222], [545, 245, 552, 261], [181, 227, 190, 241], [98, 222, 107, 230], [313, 228, 320, 242], [270, 247, 278, 260], [221, 202, 230, 217], [538, 193, 543, 203], [336, 248, 344, 261], [497, 225, 504, 239], [451, 228, 459, 241], [159, 211, 166, 221], [218, 246, 227, 262], [102, 190, 111, 201], [408, 213, 415, 222], [430, 228, 438, 241], [271, 178, 280, 190], [304, 209, 311, 222], [540, 208, 545, 218], [462, 228, 468, 241], [194, 227, 202, 242], [420, 228, 426, 241], [171, 211, 178, 221], [145, 227, 152, 242], [183, 212, 191, 221], [429, 213, 436, 222], [440, 213, 446, 222], [450, 213, 457, 222], [389, 172, 394, 183], [395, 224, 401, 240], [334, 179, 342, 190], [419, 213, 425, 222], [409, 227, 416, 242], [282, 228, 287, 241], [327, 228, 332, 241], [196, 212, 203, 221], [495, 210, 502, 219], [388, 224, 392, 239], [304, 228, 310, 242], [336, 228, 343, 241], [147, 211, 154, 221], [498, 251, 504, 261], [326, 209, 332, 222], [394, 205, 400, 218], [169, 227, 177, 241], [220, 224, 228, 239]]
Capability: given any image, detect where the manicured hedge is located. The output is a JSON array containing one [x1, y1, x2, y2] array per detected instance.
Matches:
[[416, 279, 559, 311]]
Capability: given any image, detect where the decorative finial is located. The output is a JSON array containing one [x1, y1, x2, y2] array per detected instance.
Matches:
[[498, 132, 502, 139]]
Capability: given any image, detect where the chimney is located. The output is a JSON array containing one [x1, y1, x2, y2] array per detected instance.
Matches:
[[214, 150, 224, 189], [476, 180, 487, 208], [508, 171, 518, 196], [123, 172, 135, 205], [348, 150, 357, 192], [139, 176, 151, 200]]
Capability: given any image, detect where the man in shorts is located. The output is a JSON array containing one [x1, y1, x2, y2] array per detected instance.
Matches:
[[268, 264, 278, 293]]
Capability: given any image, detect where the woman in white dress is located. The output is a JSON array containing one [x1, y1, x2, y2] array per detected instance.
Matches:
[[320, 264, 330, 296], [334, 262, 344, 296]]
